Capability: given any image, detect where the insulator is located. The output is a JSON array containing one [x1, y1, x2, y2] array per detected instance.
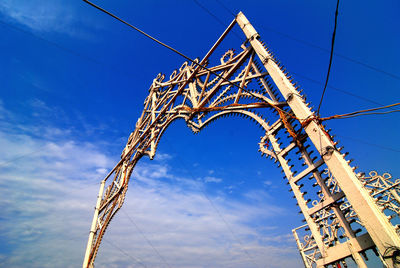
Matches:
[[342, 207, 350, 213], [302, 191, 308, 196], [333, 140, 339, 146], [388, 214, 396, 220], [361, 252, 369, 261], [346, 159, 354, 164], [289, 189, 293, 192], [305, 144, 311, 149], [311, 156, 318, 162], [352, 166, 358, 171], [298, 211, 302, 214], [293, 195, 296, 199], [293, 170, 298, 175], [343, 152, 349, 157], [317, 190, 322, 194], [305, 227, 310, 231], [312, 182, 319, 187], [306, 199, 311, 203], [349, 218, 357, 224], [298, 183, 304, 188], [357, 172, 365, 178], [336, 200, 344, 206]]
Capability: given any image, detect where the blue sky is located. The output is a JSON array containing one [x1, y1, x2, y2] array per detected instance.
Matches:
[[0, 0, 399, 267]]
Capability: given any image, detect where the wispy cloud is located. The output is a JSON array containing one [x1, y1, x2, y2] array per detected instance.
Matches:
[[0, 0, 98, 38], [204, 175, 223, 183], [0, 99, 301, 267]]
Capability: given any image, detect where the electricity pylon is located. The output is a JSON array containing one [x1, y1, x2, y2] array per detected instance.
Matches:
[[83, 12, 400, 267]]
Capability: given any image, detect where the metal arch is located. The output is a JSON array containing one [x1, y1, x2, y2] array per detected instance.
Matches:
[[83, 12, 400, 268]]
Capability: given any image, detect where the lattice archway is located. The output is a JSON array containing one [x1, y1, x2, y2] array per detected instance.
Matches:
[[83, 12, 400, 268]]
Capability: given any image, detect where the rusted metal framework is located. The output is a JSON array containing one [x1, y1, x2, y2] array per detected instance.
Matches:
[[83, 12, 400, 267]]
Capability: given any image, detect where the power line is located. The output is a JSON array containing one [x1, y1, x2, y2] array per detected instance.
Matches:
[[161, 136, 261, 267], [82, 0, 269, 112], [83, 0, 197, 68], [339, 135, 400, 153], [0, 146, 46, 168], [291, 72, 384, 107], [121, 208, 171, 268], [317, 0, 340, 115], [0, 19, 102, 66], [215, 0, 236, 17], [193, 1, 388, 110], [103, 237, 147, 267], [322, 102, 400, 120], [193, 0, 243, 40], [214, 0, 400, 81], [327, 109, 400, 120]]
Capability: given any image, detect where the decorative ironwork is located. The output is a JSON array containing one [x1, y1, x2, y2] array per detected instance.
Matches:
[[83, 12, 400, 268]]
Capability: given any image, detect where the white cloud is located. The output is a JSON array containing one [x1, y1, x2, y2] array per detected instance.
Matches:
[[204, 175, 223, 183], [0, 101, 302, 267], [155, 152, 172, 161], [0, 0, 99, 39]]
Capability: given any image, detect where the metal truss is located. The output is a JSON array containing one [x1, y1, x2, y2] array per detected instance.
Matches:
[[293, 170, 400, 267], [83, 12, 400, 267]]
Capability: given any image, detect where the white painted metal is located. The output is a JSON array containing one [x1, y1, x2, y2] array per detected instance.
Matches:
[[82, 12, 399, 268]]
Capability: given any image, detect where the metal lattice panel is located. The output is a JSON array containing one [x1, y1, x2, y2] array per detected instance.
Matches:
[[83, 12, 400, 268]]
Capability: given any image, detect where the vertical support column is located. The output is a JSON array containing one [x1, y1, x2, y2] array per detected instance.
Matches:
[[150, 90, 157, 159], [235, 11, 400, 267], [293, 225, 313, 268], [83, 180, 105, 268]]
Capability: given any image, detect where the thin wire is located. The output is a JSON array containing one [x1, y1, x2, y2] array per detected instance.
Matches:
[[322, 102, 400, 120], [6, 0, 385, 114], [121, 208, 171, 268], [193, 0, 243, 40], [0, 20, 102, 66], [214, 0, 400, 82], [215, 0, 236, 17], [339, 135, 400, 153], [83, 0, 196, 66], [103, 237, 147, 267], [327, 109, 400, 120], [317, 0, 340, 115], [194, 0, 391, 110], [83, 0, 272, 114], [0, 146, 46, 167], [291, 72, 384, 106], [161, 136, 261, 268]]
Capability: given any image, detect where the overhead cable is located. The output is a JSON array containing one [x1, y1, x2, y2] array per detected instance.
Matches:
[[193, 0, 390, 110], [121, 209, 171, 268], [215, 0, 400, 81], [317, 0, 340, 115], [103, 237, 147, 267]]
